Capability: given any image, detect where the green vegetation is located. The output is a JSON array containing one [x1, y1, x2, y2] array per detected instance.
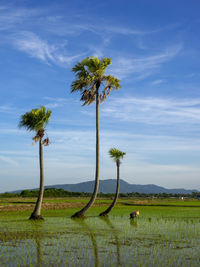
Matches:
[[0, 203, 200, 266], [19, 106, 52, 220], [20, 188, 91, 198], [1, 189, 200, 199], [71, 57, 121, 218]]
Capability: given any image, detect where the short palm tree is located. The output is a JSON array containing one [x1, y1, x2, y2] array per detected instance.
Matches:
[[19, 106, 51, 220], [71, 57, 121, 218], [99, 148, 126, 216]]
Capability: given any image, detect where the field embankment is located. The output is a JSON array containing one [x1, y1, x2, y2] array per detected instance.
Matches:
[[1, 197, 200, 212]]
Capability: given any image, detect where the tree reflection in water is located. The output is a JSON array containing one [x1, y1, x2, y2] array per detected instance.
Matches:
[[30, 221, 43, 267], [36, 236, 42, 267], [72, 218, 99, 267], [99, 217, 121, 267]]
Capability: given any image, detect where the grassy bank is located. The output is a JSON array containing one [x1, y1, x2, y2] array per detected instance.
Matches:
[[1, 197, 200, 217]]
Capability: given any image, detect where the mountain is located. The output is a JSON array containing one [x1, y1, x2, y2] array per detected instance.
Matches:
[[10, 179, 198, 194], [43, 179, 197, 194]]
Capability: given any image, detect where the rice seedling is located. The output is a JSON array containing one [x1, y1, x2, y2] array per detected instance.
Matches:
[[0, 204, 200, 266]]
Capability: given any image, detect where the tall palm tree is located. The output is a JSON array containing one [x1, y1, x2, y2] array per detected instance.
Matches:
[[19, 106, 51, 220], [99, 148, 126, 217], [71, 57, 121, 218]]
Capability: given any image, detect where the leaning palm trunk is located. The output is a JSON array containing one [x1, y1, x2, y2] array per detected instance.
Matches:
[[99, 160, 120, 216], [30, 138, 44, 220], [72, 87, 100, 218]]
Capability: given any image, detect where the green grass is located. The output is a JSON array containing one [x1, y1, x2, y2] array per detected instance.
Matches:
[[1, 196, 200, 204]]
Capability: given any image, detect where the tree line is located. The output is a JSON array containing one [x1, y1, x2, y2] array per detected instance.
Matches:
[[1, 189, 200, 199]]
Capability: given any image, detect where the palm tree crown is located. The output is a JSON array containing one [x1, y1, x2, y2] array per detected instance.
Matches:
[[19, 106, 51, 132], [71, 57, 121, 105], [109, 148, 126, 165]]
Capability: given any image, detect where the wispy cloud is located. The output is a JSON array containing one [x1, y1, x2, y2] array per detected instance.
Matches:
[[1, 126, 200, 191], [0, 105, 14, 113], [43, 97, 68, 108], [0, 128, 24, 135], [110, 45, 181, 79], [99, 25, 159, 36], [11, 31, 84, 65], [0, 155, 19, 166], [102, 96, 200, 125], [0, 5, 43, 31], [0, 104, 22, 115], [151, 79, 165, 85], [13, 31, 55, 63], [0, 4, 181, 74], [0, 4, 159, 42], [45, 129, 200, 155], [41, 16, 159, 37]]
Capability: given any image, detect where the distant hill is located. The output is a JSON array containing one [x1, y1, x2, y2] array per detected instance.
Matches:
[[13, 179, 198, 194]]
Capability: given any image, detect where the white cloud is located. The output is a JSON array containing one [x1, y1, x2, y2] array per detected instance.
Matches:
[[0, 155, 19, 166], [0, 128, 25, 135], [44, 97, 68, 109], [13, 31, 55, 63], [110, 45, 181, 79], [151, 79, 165, 85], [0, 5, 43, 31], [2, 124, 200, 153], [0, 5, 181, 76], [1, 126, 200, 191], [12, 31, 85, 65], [43, 17, 158, 37], [0, 105, 15, 113], [102, 96, 200, 125], [100, 25, 159, 36], [44, 97, 67, 102], [0, 150, 33, 156]]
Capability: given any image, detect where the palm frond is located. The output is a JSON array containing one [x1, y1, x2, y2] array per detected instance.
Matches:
[[109, 148, 126, 162], [80, 89, 95, 105], [99, 75, 121, 102], [103, 75, 121, 90], [19, 106, 52, 132], [43, 137, 50, 146], [71, 56, 121, 105], [32, 135, 40, 142]]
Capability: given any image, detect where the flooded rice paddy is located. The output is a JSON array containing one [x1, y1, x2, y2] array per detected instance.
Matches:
[[0, 207, 200, 266]]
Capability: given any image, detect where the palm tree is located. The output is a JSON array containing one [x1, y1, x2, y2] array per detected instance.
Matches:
[[99, 148, 126, 217], [71, 57, 121, 218], [19, 106, 51, 220]]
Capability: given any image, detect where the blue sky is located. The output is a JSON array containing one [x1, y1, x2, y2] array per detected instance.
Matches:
[[0, 0, 200, 192]]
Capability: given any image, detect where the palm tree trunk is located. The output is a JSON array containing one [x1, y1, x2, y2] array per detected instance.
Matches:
[[99, 161, 120, 216], [30, 138, 44, 220], [72, 84, 100, 218]]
